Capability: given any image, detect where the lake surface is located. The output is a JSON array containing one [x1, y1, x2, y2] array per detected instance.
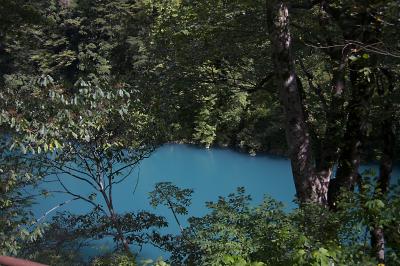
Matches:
[[31, 144, 400, 261]]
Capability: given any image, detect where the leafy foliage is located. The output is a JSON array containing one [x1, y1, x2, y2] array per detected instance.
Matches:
[[91, 252, 136, 266], [0, 135, 46, 256], [145, 0, 286, 153], [151, 185, 400, 266], [150, 182, 193, 216], [24, 209, 167, 263]]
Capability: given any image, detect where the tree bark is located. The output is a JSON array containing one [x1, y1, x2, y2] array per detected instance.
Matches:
[[371, 227, 385, 264], [334, 63, 372, 190], [316, 51, 350, 208], [100, 188, 132, 255], [267, 1, 318, 203], [327, 65, 371, 208], [371, 69, 395, 264], [316, 51, 348, 175], [320, 1, 384, 211]]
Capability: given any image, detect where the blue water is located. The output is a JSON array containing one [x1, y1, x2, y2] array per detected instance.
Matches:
[[31, 144, 400, 261]]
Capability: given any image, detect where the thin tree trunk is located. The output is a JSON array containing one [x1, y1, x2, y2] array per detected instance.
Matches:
[[100, 189, 132, 255], [325, 0, 381, 206], [376, 112, 394, 195], [370, 69, 395, 264], [317, 52, 348, 175], [371, 227, 385, 264], [334, 65, 371, 189], [316, 52, 350, 207], [316, 1, 348, 178]]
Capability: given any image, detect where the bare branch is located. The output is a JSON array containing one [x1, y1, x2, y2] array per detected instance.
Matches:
[[72, 145, 97, 180], [35, 197, 79, 224], [110, 166, 135, 187], [55, 174, 107, 215], [110, 153, 149, 177], [51, 164, 99, 191], [303, 40, 400, 58]]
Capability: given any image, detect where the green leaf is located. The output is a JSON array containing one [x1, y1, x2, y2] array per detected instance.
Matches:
[[362, 53, 370, 59]]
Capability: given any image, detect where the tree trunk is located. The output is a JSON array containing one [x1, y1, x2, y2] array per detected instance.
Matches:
[[371, 227, 385, 264], [327, 64, 371, 207], [371, 69, 395, 264], [110, 210, 132, 255], [267, 1, 320, 203], [316, 52, 350, 208], [316, 51, 348, 175], [100, 189, 132, 255], [371, 123, 393, 264], [334, 64, 372, 189]]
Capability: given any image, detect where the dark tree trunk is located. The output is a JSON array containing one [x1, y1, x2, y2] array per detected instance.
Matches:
[[100, 189, 132, 255], [327, 66, 371, 207], [370, 69, 395, 264], [334, 64, 372, 189], [370, 120, 394, 264], [319, 1, 390, 217], [316, 52, 348, 176], [376, 113, 394, 194], [316, 52, 350, 207]]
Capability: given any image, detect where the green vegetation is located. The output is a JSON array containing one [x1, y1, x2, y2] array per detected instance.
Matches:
[[1, 0, 399, 265], [149, 183, 400, 265]]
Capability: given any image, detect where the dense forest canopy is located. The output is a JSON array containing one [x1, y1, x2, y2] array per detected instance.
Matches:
[[1, 0, 400, 265]]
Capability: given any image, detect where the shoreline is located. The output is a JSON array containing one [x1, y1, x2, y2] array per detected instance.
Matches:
[[164, 140, 399, 165]]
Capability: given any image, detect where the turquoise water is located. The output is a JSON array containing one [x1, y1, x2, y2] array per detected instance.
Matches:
[[31, 144, 400, 261]]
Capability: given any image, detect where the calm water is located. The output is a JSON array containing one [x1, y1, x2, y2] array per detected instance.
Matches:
[[31, 144, 400, 261]]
